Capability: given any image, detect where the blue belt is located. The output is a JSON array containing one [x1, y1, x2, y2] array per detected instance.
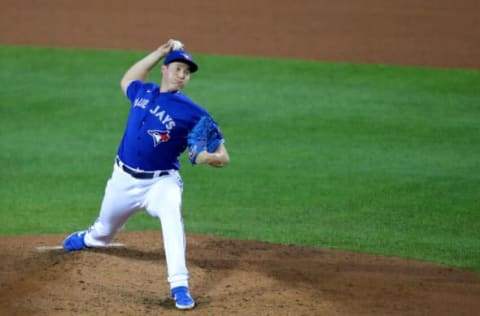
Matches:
[[115, 158, 169, 179]]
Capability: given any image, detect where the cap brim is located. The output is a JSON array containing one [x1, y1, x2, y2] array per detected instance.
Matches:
[[167, 58, 198, 73]]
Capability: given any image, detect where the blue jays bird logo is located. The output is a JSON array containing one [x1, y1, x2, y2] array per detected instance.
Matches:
[[148, 130, 170, 147]]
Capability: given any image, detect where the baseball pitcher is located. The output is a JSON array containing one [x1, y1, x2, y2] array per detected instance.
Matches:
[[62, 39, 230, 310]]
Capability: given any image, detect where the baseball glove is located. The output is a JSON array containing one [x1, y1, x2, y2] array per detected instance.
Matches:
[[187, 116, 222, 165]]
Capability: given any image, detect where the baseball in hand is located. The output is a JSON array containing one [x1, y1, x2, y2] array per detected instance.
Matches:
[[171, 40, 184, 50]]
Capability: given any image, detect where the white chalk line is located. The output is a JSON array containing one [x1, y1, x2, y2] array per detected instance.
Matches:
[[36, 243, 126, 251]]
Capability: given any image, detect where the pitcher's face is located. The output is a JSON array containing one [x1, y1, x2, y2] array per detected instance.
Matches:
[[161, 62, 191, 92]]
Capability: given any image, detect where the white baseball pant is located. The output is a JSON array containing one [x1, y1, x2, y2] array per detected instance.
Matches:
[[83, 162, 189, 289]]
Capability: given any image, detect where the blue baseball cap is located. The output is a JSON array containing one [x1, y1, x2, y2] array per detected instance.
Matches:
[[163, 49, 198, 73]]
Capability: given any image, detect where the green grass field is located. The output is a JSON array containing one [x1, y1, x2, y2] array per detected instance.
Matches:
[[1, 45, 479, 271]]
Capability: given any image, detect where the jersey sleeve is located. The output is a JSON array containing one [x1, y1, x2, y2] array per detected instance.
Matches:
[[125, 80, 160, 106], [125, 80, 145, 103]]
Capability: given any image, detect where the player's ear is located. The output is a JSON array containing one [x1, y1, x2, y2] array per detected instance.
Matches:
[[161, 64, 168, 74]]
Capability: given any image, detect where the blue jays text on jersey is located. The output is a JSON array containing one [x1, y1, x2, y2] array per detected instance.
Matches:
[[117, 80, 223, 171]]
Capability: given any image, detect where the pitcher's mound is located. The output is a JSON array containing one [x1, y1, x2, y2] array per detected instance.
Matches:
[[1, 231, 479, 315]]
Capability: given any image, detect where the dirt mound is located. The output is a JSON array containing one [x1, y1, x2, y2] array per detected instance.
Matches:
[[1, 232, 479, 315]]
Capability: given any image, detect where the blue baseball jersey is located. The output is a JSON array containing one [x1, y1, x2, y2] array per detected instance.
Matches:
[[117, 80, 222, 171]]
